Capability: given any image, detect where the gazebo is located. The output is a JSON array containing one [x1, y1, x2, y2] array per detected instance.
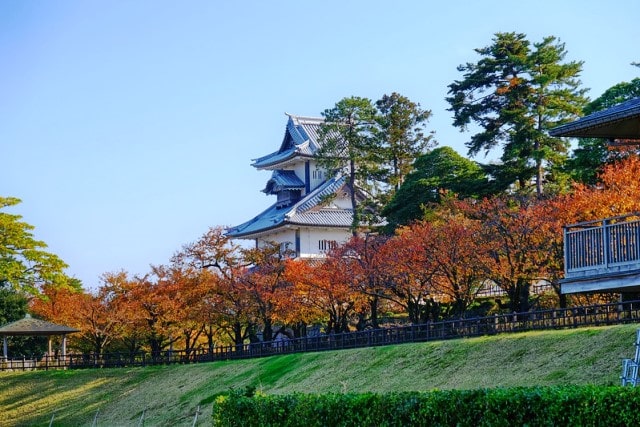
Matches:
[[0, 315, 80, 361]]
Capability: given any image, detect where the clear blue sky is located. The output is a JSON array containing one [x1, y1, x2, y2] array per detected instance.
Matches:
[[2, 1, 638, 289]]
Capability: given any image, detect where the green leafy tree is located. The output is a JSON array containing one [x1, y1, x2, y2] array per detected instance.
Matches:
[[567, 77, 640, 184], [447, 32, 587, 195], [317, 97, 378, 233], [382, 146, 489, 229], [0, 197, 74, 294], [374, 92, 436, 194], [0, 284, 49, 357], [0, 284, 28, 325]]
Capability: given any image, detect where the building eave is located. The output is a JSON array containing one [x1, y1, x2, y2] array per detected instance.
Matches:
[[549, 97, 640, 138]]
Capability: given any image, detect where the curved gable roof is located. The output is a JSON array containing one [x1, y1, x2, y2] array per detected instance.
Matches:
[[226, 176, 352, 238], [262, 170, 305, 194], [252, 114, 324, 169]]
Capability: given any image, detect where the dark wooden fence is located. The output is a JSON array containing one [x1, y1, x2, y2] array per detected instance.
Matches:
[[3, 299, 640, 371]]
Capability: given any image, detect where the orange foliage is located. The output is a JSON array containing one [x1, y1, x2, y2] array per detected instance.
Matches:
[[377, 224, 439, 323], [456, 196, 560, 312], [563, 155, 640, 223], [31, 281, 129, 355]]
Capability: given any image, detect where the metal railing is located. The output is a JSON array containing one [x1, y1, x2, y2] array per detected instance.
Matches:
[[564, 213, 640, 277], [3, 300, 640, 372]]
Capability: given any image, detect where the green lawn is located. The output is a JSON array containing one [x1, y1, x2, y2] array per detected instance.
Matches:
[[1, 324, 637, 426]]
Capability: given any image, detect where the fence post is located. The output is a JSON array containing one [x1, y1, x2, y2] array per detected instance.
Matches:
[[91, 409, 99, 427], [604, 219, 611, 268], [192, 405, 201, 427]]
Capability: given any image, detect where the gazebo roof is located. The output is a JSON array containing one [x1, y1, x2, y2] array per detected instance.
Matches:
[[549, 97, 640, 139], [0, 317, 80, 336]]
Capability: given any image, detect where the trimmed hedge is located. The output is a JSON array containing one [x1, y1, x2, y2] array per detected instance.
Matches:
[[212, 386, 640, 426]]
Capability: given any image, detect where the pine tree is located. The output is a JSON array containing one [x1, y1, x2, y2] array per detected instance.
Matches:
[[447, 32, 587, 195]]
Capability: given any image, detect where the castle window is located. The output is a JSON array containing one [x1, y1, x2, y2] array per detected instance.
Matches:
[[318, 239, 338, 252]]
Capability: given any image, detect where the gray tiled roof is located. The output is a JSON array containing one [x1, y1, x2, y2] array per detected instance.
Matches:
[[252, 114, 324, 169], [0, 316, 80, 336], [549, 97, 640, 138], [226, 176, 352, 238], [262, 170, 305, 194], [286, 209, 354, 226]]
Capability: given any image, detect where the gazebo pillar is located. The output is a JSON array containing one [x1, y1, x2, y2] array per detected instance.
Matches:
[[62, 334, 67, 360], [2, 336, 7, 360]]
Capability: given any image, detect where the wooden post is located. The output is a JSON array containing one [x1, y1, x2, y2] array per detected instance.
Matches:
[[62, 335, 67, 366], [603, 219, 611, 268], [3, 336, 7, 360]]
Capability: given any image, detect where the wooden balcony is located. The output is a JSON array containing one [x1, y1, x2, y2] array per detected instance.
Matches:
[[563, 213, 640, 294]]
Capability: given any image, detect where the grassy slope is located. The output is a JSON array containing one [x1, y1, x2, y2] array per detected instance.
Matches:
[[0, 324, 638, 426]]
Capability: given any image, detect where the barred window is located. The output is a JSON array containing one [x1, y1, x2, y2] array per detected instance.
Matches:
[[319, 239, 338, 252]]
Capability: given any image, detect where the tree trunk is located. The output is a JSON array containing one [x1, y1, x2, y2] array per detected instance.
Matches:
[[369, 295, 379, 329], [349, 158, 358, 235]]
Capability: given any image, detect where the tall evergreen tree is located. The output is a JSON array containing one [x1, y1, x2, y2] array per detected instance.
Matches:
[[447, 32, 587, 195], [316, 97, 378, 233], [374, 93, 435, 194]]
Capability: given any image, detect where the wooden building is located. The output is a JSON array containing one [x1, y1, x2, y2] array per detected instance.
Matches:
[[550, 97, 640, 294]]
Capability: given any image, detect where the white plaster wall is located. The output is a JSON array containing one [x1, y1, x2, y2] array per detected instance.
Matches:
[[297, 227, 351, 257], [291, 162, 306, 185], [309, 160, 326, 191], [257, 229, 297, 250], [333, 192, 353, 209]]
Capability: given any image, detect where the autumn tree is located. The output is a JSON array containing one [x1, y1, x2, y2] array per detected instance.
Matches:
[[376, 224, 439, 323], [174, 227, 255, 349], [563, 155, 640, 222], [447, 32, 587, 195], [285, 250, 366, 334], [281, 259, 327, 336], [528, 197, 570, 308], [31, 281, 130, 356], [151, 264, 208, 357], [427, 215, 490, 317], [459, 195, 556, 312], [336, 235, 393, 330], [240, 242, 297, 342], [97, 271, 145, 354]]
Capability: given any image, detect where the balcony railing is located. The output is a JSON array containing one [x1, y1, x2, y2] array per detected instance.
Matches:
[[564, 213, 640, 280]]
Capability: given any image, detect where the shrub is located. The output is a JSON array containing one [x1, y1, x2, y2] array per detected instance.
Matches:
[[211, 386, 640, 427]]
